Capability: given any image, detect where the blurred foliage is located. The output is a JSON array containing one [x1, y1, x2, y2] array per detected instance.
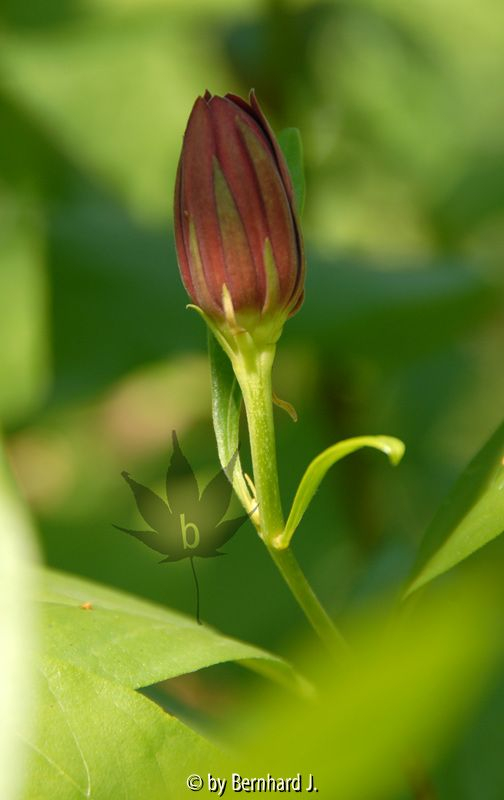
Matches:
[[227, 567, 504, 800], [15, 561, 504, 800], [1, 0, 503, 796], [0, 444, 38, 800]]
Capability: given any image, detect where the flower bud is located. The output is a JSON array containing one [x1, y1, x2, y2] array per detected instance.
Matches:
[[174, 90, 304, 345]]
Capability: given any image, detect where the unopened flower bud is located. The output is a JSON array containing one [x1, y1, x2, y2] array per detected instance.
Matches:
[[174, 90, 304, 346]]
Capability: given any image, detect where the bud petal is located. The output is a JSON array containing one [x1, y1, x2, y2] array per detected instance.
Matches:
[[212, 158, 258, 310]]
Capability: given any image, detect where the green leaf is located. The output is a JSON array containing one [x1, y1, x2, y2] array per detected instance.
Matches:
[[405, 419, 504, 597], [278, 436, 405, 548], [208, 331, 255, 518], [0, 442, 38, 800], [22, 567, 307, 799], [20, 655, 215, 800], [278, 127, 305, 216], [39, 568, 302, 692], [208, 330, 241, 471]]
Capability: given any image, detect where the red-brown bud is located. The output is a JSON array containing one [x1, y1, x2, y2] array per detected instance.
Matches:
[[174, 90, 304, 342]]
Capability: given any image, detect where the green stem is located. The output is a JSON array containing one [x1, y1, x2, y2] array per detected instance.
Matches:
[[267, 545, 348, 655], [226, 332, 430, 794], [233, 343, 284, 542], [232, 341, 347, 656]]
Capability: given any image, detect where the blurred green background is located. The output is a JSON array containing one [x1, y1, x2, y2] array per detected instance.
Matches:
[[1, 0, 503, 795]]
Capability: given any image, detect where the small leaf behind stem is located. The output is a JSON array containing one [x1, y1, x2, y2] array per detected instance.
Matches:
[[278, 127, 305, 217], [276, 435, 405, 549], [208, 330, 255, 518]]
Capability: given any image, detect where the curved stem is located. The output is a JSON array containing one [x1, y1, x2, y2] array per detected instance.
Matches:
[[232, 341, 347, 656]]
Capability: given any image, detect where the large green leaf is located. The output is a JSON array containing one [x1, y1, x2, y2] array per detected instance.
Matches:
[[39, 568, 300, 691], [22, 569, 304, 799], [277, 435, 405, 548], [20, 656, 215, 800], [405, 419, 504, 596]]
